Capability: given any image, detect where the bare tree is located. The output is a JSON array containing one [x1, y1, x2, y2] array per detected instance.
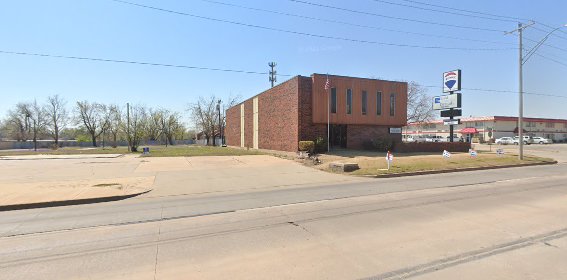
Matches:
[[188, 95, 239, 146], [5, 103, 32, 141], [28, 100, 48, 151], [123, 104, 146, 152], [106, 105, 122, 148], [146, 109, 163, 142], [159, 110, 181, 146], [45, 95, 68, 147], [76, 101, 106, 147], [407, 81, 435, 123]]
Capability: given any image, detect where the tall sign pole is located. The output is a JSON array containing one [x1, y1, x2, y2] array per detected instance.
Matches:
[[438, 70, 462, 142]]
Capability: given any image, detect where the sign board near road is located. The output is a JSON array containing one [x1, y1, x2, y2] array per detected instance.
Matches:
[[433, 93, 462, 110], [443, 70, 461, 92], [441, 109, 462, 118], [389, 127, 402, 134], [443, 119, 461, 125]]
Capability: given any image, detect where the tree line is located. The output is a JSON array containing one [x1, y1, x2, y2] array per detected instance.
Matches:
[[0, 95, 190, 152]]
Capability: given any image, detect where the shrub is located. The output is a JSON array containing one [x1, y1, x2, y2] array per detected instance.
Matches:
[[374, 137, 394, 151], [314, 137, 327, 153], [298, 141, 315, 152], [76, 134, 90, 143]]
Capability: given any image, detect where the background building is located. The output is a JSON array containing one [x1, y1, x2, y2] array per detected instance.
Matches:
[[225, 74, 408, 152], [404, 116, 567, 142]]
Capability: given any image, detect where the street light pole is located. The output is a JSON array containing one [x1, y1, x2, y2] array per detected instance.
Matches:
[[506, 22, 566, 160]]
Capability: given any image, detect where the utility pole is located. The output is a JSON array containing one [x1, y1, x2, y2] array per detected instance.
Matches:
[[217, 100, 221, 147], [505, 22, 567, 160], [127, 102, 131, 152], [506, 21, 534, 160], [268, 62, 277, 88]]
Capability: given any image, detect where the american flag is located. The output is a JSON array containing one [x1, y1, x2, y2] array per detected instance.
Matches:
[[324, 75, 330, 90], [442, 150, 451, 158]]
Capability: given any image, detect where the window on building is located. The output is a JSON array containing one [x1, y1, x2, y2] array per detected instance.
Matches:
[[361, 91, 367, 115], [430, 124, 437, 129], [525, 122, 536, 128], [376, 91, 382, 116], [330, 88, 337, 114], [564, 123, 567, 129], [346, 89, 352, 114], [546, 122, 555, 128], [389, 93, 395, 116]]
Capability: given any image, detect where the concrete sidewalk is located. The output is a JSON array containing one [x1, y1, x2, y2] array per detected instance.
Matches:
[[0, 155, 152, 210], [0, 154, 368, 210]]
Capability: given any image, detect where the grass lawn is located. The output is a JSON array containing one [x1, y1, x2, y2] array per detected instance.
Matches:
[[316, 151, 555, 176], [0, 145, 263, 157]]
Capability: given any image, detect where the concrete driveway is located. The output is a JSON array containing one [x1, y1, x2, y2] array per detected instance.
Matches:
[[134, 155, 367, 197], [0, 154, 368, 207], [475, 143, 567, 163]]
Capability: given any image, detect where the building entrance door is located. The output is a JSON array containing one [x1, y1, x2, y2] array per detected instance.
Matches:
[[330, 124, 347, 148]]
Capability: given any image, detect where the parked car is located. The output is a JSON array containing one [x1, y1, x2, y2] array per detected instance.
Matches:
[[513, 136, 534, 145], [425, 136, 444, 142], [413, 136, 428, 143], [445, 136, 462, 142], [495, 137, 514, 145], [532, 137, 552, 144], [404, 136, 416, 143]]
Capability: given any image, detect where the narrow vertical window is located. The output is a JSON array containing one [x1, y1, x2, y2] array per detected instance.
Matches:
[[376, 91, 382, 116], [331, 88, 337, 114], [361, 91, 367, 115], [389, 93, 395, 116], [346, 89, 352, 115]]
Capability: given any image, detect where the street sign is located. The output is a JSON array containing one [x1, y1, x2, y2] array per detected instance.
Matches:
[[443, 70, 461, 92], [389, 127, 402, 134], [441, 109, 462, 118], [433, 93, 462, 110], [443, 119, 461, 125]]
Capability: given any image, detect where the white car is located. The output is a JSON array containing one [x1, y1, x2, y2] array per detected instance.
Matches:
[[426, 136, 444, 142], [513, 136, 534, 145], [496, 137, 514, 145], [532, 137, 552, 144]]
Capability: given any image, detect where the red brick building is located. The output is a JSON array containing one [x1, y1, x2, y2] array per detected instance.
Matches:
[[225, 74, 408, 152]]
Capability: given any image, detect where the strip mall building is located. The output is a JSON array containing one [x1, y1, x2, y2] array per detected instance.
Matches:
[[225, 74, 408, 152], [404, 116, 567, 142]]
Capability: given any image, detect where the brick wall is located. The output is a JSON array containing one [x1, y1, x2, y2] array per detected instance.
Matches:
[[225, 105, 241, 147], [257, 77, 300, 152], [347, 125, 400, 150]]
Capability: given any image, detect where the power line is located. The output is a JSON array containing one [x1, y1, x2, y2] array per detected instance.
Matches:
[[369, 0, 517, 23], [109, 0, 513, 51], [524, 35, 567, 54], [423, 85, 567, 99], [396, 0, 530, 22], [287, 0, 507, 33], [0, 50, 293, 76], [534, 53, 567, 68], [1, 49, 565, 99], [199, 0, 514, 45], [532, 25, 567, 42]]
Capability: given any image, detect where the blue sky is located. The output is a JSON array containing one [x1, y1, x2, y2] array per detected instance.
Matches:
[[1, 0, 566, 126]]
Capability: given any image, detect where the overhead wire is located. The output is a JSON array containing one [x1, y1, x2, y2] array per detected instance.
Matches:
[[108, 0, 513, 51], [287, 0, 507, 33], [369, 0, 517, 23], [199, 0, 514, 45]]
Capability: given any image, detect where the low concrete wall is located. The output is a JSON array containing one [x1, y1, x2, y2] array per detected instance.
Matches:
[[395, 142, 471, 153]]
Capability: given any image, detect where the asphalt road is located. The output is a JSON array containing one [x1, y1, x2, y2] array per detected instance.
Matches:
[[1, 163, 566, 279]]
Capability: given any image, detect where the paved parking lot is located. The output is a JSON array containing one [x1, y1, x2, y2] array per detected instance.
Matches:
[[475, 143, 567, 163]]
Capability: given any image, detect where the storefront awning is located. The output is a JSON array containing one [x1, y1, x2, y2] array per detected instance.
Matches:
[[460, 127, 478, 134]]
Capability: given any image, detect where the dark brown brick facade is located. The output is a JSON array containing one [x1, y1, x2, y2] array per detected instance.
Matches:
[[225, 74, 408, 152]]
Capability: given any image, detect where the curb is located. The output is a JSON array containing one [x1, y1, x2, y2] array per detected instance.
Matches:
[[0, 189, 151, 212], [0, 154, 125, 160], [364, 161, 558, 178]]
